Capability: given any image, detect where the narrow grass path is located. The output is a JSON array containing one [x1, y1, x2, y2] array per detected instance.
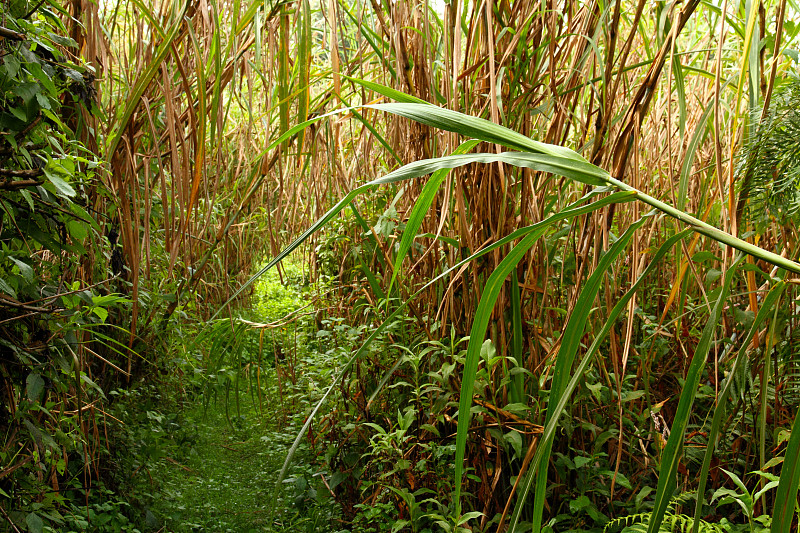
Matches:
[[147, 395, 280, 531], [133, 264, 341, 532], [142, 389, 339, 532]]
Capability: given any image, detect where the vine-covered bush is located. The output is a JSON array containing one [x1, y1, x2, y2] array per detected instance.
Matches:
[[0, 1, 130, 530]]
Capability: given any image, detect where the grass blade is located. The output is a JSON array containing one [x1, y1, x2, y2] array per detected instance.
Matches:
[[386, 139, 479, 299], [526, 217, 650, 530], [278, 5, 290, 149], [678, 100, 714, 212], [509, 267, 524, 406], [693, 279, 787, 532], [296, 0, 311, 151], [772, 401, 800, 532], [505, 228, 693, 531], [341, 75, 428, 104], [647, 255, 744, 533]]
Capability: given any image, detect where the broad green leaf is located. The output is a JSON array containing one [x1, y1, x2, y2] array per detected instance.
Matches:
[[26, 62, 56, 95], [26, 373, 45, 402], [20, 189, 33, 210], [26, 512, 43, 533], [44, 167, 76, 197], [92, 306, 109, 322], [753, 479, 780, 501], [10, 105, 27, 121], [10, 257, 33, 283], [4, 54, 21, 78], [66, 220, 87, 241], [0, 276, 18, 299], [48, 33, 79, 48], [68, 202, 98, 230]]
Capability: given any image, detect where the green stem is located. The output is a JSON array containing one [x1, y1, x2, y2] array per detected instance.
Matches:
[[605, 176, 800, 274]]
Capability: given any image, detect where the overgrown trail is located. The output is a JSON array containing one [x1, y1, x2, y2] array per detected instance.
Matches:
[[130, 367, 341, 532], [145, 395, 286, 532], [127, 265, 341, 532]]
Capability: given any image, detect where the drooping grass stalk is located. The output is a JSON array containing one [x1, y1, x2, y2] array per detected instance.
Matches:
[[212, 93, 800, 525], [213, 146, 621, 316], [353, 99, 800, 276]]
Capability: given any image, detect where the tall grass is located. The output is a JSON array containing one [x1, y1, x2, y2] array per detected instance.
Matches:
[[248, 95, 800, 529], [235, 0, 800, 528], [69, 0, 800, 528]]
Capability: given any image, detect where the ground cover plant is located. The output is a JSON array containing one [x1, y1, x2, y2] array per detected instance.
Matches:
[[5, 0, 800, 530]]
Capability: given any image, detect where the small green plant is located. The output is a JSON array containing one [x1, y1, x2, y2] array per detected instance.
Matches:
[[710, 469, 776, 533]]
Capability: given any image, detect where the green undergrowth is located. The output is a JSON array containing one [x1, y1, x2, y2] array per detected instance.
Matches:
[[101, 260, 344, 531], [92, 258, 783, 533], [132, 392, 338, 532]]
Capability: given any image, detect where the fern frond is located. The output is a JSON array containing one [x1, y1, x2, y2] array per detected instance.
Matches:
[[737, 79, 800, 229], [603, 493, 725, 533]]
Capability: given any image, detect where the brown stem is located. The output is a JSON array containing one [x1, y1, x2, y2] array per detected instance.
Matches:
[[0, 296, 55, 314], [0, 168, 43, 177], [0, 497, 24, 533], [0, 178, 44, 190], [0, 26, 25, 41]]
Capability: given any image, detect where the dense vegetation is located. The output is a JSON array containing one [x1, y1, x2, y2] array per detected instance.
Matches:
[[4, 0, 800, 530]]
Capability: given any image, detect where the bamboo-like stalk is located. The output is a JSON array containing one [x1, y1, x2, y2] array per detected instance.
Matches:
[[76, 0, 800, 527]]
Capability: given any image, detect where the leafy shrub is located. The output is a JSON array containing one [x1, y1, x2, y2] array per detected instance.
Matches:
[[0, 2, 131, 529]]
